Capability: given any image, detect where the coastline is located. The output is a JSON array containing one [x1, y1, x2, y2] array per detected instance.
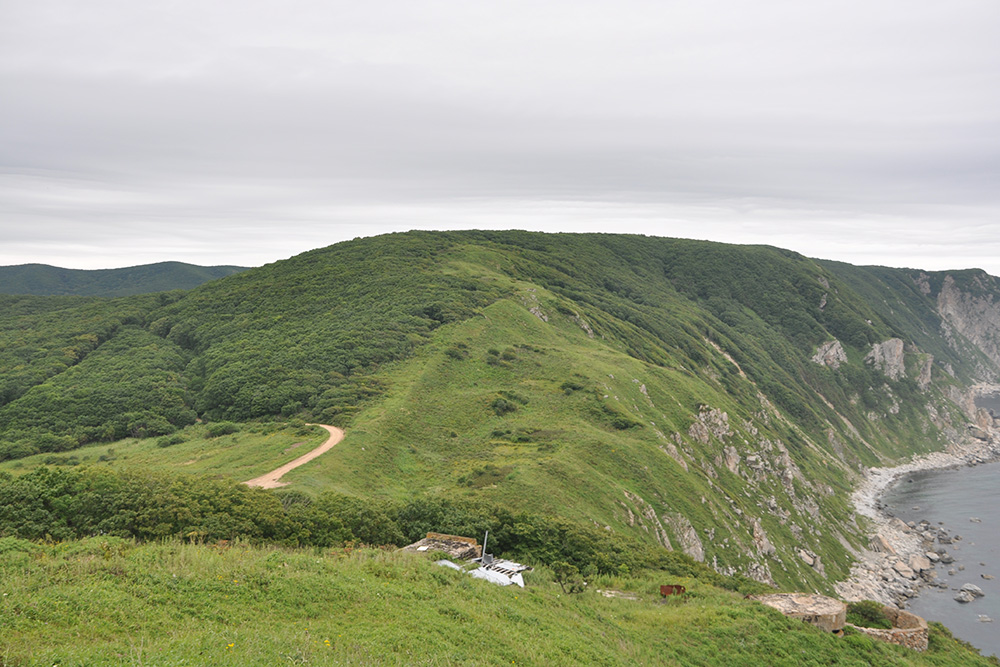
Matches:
[[835, 431, 1000, 605]]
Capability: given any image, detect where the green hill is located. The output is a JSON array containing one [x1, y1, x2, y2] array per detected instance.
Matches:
[[0, 261, 248, 296], [2, 230, 1000, 594]]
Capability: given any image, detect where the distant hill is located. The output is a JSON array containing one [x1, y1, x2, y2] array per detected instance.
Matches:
[[0, 261, 249, 296]]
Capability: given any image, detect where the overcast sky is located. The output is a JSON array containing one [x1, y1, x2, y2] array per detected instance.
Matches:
[[1, 1, 998, 273]]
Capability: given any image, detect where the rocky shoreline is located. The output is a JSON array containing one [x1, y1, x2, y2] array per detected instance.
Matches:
[[835, 432, 1000, 606]]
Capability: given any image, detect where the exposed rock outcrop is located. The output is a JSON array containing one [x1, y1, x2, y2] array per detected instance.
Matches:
[[751, 518, 775, 557], [866, 338, 906, 380], [665, 512, 705, 562], [657, 439, 689, 471], [917, 355, 934, 390], [688, 407, 732, 444], [937, 274, 1000, 375], [721, 445, 740, 474], [621, 491, 672, 549], [811, 339, 848, 369]]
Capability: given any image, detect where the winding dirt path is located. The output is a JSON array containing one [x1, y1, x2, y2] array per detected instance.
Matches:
[[243, 424, 344, 489]]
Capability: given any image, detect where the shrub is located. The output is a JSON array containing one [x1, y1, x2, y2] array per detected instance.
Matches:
[[491, 398, 517, 416], [157, 434, 186, 448], [206, 421, 239, 437], [846, 600, 892, 629]]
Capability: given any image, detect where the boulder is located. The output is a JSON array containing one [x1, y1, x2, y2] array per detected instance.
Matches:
[[960, 583, 985, 598], [893, 561, 915, 579], [909, 555, 932, 573], [871, 534, 896, 554]]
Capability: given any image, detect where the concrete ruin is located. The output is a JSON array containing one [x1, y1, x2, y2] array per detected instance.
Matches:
[[470, 554, 532, 588], [847, 606, 929, 652], [749, 593, 847, 633], [401, 532, 482, 560]]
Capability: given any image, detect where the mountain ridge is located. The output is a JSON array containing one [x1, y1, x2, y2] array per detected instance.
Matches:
[[0, 260, 249, 296]]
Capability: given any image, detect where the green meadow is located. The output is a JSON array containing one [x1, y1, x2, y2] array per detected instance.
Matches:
[[0, 421, 327, 484], [1, 538, 994, 666]]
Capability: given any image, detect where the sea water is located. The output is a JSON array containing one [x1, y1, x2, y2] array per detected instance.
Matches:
[[882, 462, 1000, 657], [880, 394, 1000, 657]]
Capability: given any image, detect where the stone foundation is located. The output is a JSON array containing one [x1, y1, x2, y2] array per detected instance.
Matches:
[[847, 606, 928, 652], [749, 593, 847, 633]]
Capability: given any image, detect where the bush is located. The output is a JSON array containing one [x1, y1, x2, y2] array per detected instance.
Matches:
[[846, 600, 892, 629], [0, 440, 40, 462], [157, 434, 186, 448], [206, 421, 239, 437], [490, 398, 518, 416]]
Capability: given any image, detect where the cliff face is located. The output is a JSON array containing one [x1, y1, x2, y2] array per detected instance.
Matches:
[[865, 338, 906, 380], [936, 274, 1000, 380]]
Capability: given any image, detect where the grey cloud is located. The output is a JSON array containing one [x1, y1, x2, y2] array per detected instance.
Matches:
[[1, 0, 999, 271]]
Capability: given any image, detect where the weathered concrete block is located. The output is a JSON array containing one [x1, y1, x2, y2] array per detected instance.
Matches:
[[749, 593, 846, 633]]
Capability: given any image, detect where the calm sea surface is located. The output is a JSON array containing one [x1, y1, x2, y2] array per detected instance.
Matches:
[[880, 395, 1000, 657]]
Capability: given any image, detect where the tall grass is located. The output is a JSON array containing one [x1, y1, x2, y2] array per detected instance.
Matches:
[[1, 538, 995, 666]]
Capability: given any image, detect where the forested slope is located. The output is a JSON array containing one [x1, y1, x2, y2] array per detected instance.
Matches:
[[3, 231, 1000, 591]]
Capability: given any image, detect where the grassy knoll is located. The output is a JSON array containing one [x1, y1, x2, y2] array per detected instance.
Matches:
[[1, 538, 995, 666]]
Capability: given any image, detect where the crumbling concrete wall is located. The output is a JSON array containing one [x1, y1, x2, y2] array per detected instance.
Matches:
[[847, 607, 928, 652]]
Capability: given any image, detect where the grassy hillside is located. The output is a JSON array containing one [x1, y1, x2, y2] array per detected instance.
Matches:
[[1, 231, 998, 591], [0, 261, 248, 297], [1, 538, 995, 666]]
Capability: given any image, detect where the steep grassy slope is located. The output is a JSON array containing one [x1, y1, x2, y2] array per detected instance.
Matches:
[[2, 231, 999, 591], [0, 261, 248, 296], [1, 539, 995, 666]]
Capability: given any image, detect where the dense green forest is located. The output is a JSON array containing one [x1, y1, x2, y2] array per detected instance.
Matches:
[[1, 231, 998, 591], [0, 261, 247, 296], [0, 464, 752, 591]]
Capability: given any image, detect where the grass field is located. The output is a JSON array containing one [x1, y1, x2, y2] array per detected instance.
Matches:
[[0, 422, 328, 483], [1, 538, 996, 666]]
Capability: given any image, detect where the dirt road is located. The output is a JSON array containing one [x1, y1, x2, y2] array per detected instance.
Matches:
[[243, 424, 344, 489]]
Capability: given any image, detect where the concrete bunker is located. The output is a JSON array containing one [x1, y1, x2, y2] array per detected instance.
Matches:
[[846, 605, 929, 652], [749, 593, 847, 633]]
